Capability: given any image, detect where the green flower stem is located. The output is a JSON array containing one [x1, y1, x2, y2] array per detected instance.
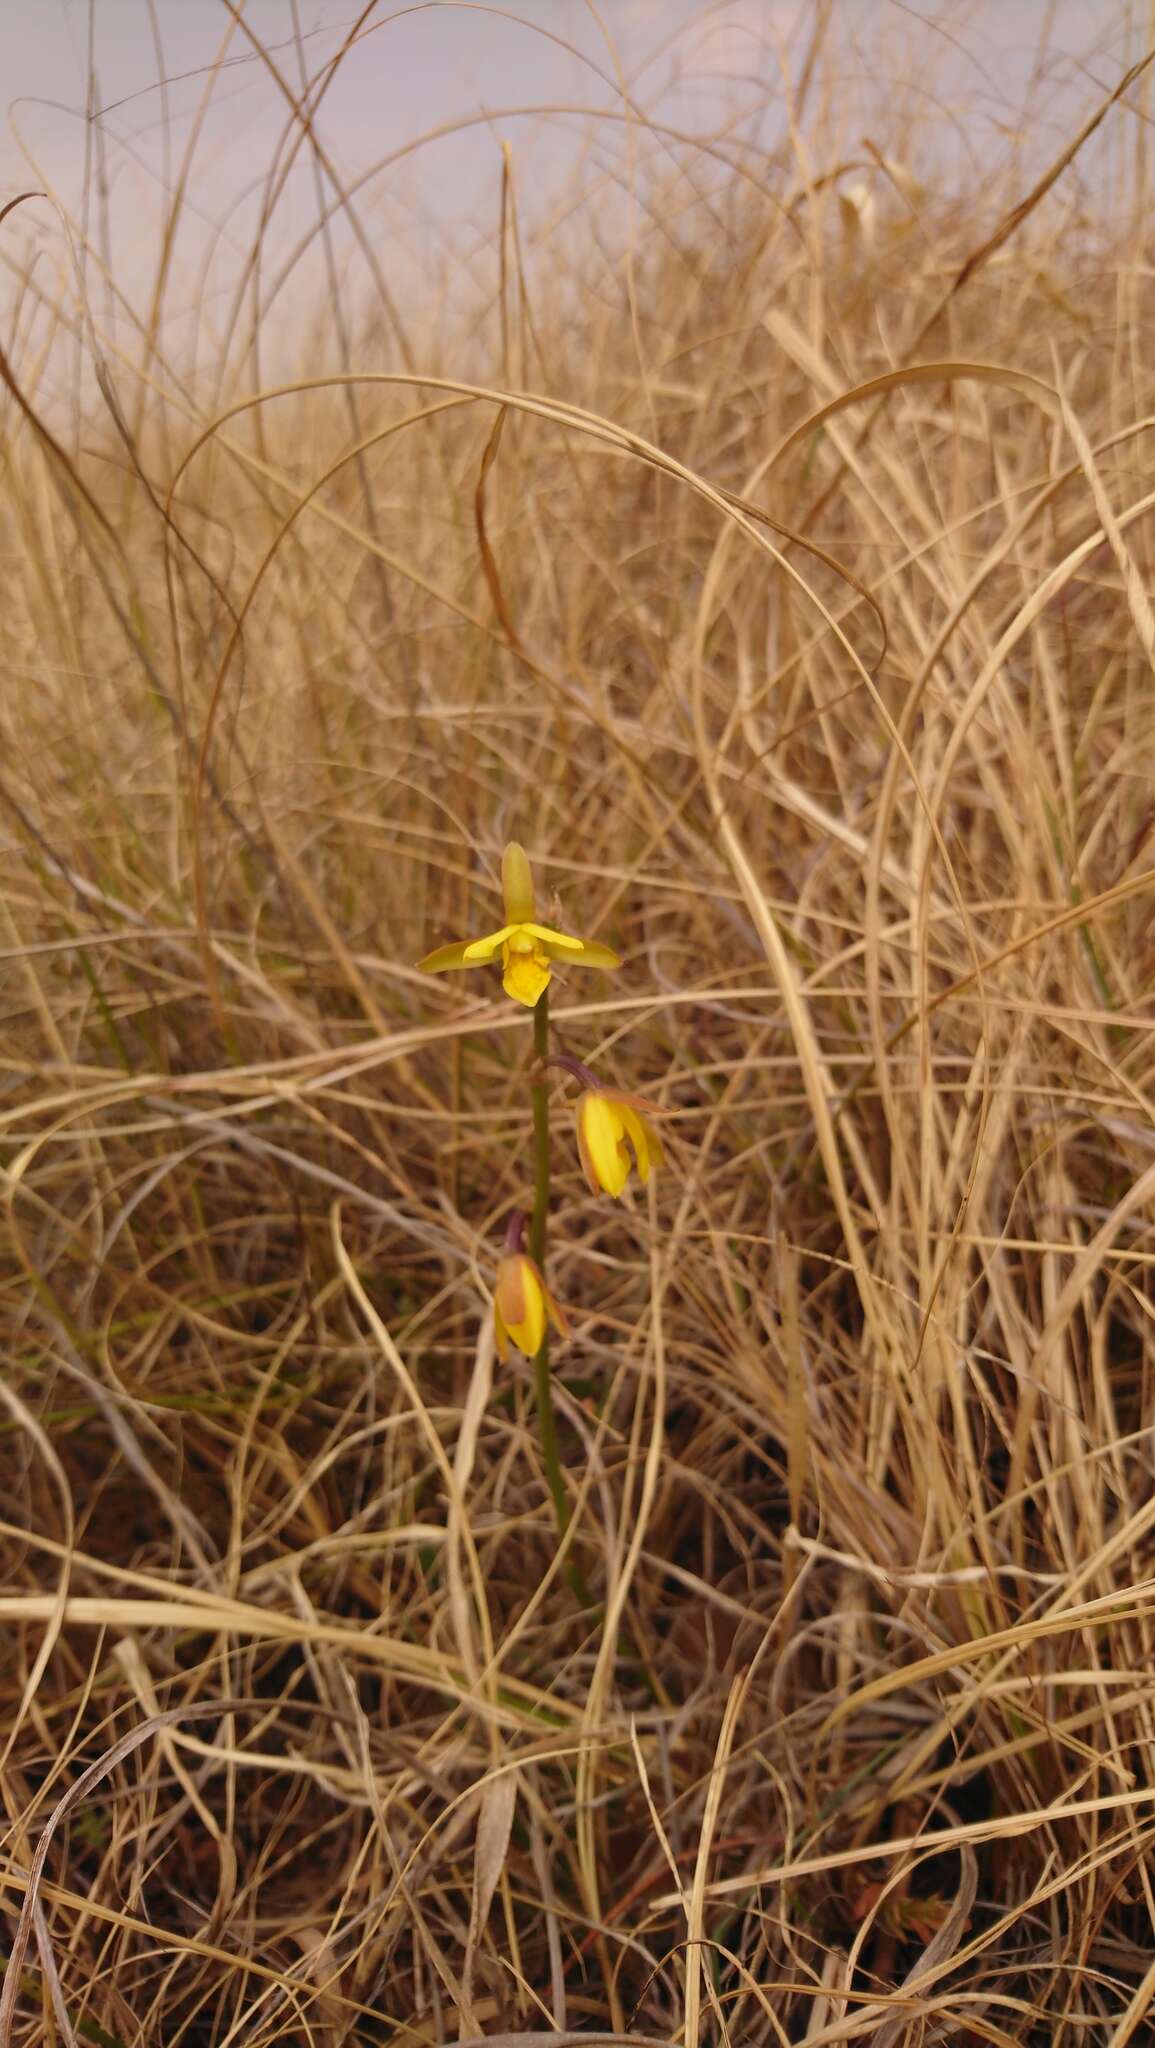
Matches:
[[529, 990, 569, 1541], [528, 998, 595, 1612], [530, 991, 551, 1268]]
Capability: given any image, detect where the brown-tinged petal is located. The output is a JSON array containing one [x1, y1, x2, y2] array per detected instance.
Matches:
[[494, 1254, 527, 1328], [543, 1279, 570, 1340]]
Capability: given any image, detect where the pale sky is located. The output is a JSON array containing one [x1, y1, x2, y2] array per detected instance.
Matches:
[[0, 3, 1146, 354]]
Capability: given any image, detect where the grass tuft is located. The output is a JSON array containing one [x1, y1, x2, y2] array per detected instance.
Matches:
[[4, 7, 1155, 2043]]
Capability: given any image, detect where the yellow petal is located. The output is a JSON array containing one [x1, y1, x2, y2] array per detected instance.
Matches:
[[521, 922, 586, 955], [579, 1093, 631, 1197], [462, 924, 516, 963], [501, 842, 535, 923], [502, 948, 551, 1008], [493, 1301, 510, 1363], [567, 938, 621, 971], [417, 939, 473, 973], [620, 1105, 663, 1184], [512, 1271, 547, 1356]]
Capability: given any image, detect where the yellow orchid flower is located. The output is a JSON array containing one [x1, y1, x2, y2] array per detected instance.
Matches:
[[418, 841, 620, 1008], [575, 1086, 665, 1199], [493, 1250, 569, 1363]]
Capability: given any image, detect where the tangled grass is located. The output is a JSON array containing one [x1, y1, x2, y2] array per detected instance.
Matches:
[[3, 6, 1155, 2043]]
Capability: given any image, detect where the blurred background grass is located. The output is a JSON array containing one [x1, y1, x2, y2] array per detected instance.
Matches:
[[4, 5, 1155, 2044]]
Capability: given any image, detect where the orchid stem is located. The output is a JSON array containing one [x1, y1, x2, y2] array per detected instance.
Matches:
[[530, 992, 592, 1608], [529, 992, 566, 1532], [530, 991, 551, 1269]]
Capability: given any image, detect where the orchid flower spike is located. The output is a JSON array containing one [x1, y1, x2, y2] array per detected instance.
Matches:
[[493, 1250, 569, 1362], [418, 842, 620, 1008]]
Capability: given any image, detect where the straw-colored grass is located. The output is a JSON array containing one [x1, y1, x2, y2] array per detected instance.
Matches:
[[4, 7, 1155, 2043]]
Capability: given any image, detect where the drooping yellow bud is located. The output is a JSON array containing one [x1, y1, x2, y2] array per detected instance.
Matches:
[[501, 841, 535, 924], [493, 1252, 570, 1361], [575, 1089, 665, 1199], [577, 1093, 632, 1197]]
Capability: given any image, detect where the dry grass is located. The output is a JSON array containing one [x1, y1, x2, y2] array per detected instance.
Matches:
[[4, 6, 1155, 2043]]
